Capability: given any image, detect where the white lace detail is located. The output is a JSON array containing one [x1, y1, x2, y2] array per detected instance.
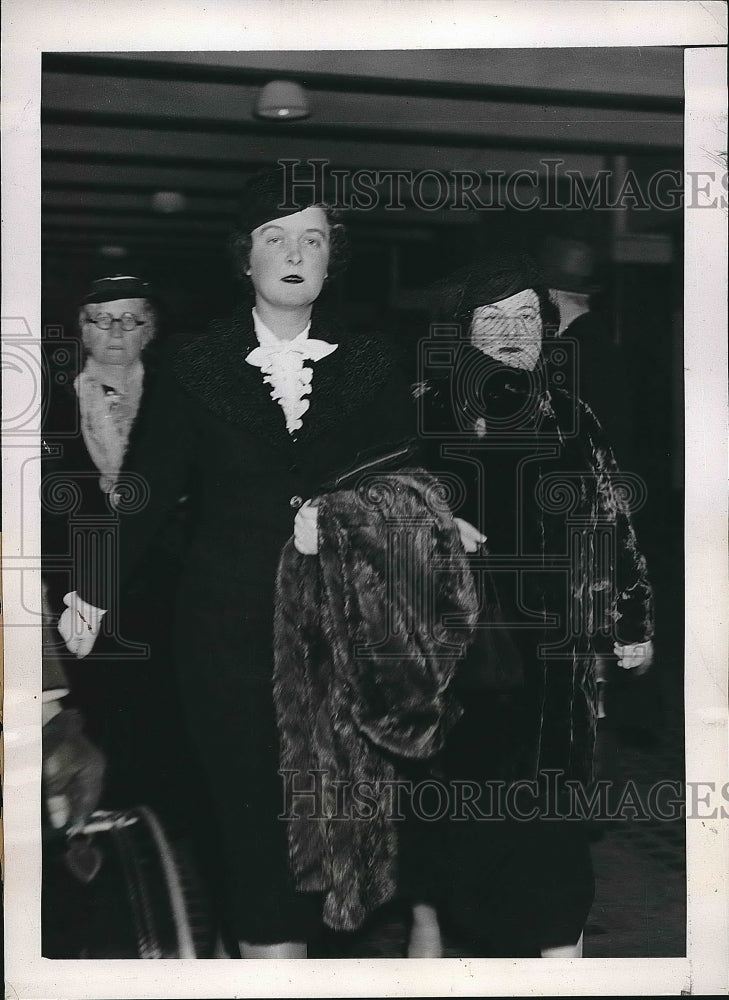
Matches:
[[246, 309, 338, 434]]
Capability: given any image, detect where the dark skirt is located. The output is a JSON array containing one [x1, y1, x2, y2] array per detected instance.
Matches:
[[173, 611, 323, 945], [50, 581, 200, 832], [440, 690, 595, 956]]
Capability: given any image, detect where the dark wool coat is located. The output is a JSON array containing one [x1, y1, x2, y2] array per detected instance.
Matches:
[[41, 358, 199, 824], [75, 303, 416, 667], [419, 347, 654, 787], [273, 472, 480, 931], [41, 351, 181, 616], [73, 302, 419, 942], [42, 376, 117, 611]]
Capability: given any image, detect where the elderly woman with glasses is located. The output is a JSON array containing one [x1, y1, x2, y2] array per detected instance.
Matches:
[[42, 274, 198, 815], [71, 275, 156, 489], [43, 274, 158, 658]]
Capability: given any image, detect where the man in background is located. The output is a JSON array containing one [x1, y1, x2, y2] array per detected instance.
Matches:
[[540, 235, 634, 471]]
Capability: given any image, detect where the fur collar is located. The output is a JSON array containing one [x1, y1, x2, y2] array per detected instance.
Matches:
[[172, 304, 393, 447]]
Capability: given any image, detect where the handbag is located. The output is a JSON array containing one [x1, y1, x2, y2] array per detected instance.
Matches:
[[316, 437, 420, 495], [42, 807, 216, 958]]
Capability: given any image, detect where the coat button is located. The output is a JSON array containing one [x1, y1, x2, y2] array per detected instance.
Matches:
[[289, 495, 304, 510]]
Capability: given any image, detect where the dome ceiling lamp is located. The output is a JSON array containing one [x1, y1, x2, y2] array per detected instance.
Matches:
[[254, 80, 310, 121], [152, 190, 188, 214]]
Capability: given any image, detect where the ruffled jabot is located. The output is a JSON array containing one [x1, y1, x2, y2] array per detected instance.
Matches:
[[245, 308, 338, 435]]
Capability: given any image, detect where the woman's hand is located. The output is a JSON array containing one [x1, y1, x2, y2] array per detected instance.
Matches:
[[57, 592, 106, 658], [293, 499, 319, 555], [453, 517, 487, 553], [613, 639, 654, 676]]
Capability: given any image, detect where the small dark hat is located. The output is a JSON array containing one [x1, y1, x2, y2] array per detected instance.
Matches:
[[461, 251, 545, 310], [433, 250, 546, 319], [237, 165, 324, 236], [81, 274, 152, 305]]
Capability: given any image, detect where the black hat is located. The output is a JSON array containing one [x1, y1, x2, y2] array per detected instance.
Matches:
[[461, 251, 545, 311], [237, 165, 324, 236], [81, 274, 152, 305], [433, 251, 546, 320]]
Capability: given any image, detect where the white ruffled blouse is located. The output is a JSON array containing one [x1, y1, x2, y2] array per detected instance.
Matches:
[[245, 308, 338, 435]]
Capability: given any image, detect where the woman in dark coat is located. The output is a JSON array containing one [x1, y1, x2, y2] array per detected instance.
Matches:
[[42, 275, 194, 819], [417, 251, 654, 957], [59, 170, 418, 957]]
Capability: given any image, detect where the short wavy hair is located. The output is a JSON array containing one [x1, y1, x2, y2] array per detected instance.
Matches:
[[229, 203, 350, 286]]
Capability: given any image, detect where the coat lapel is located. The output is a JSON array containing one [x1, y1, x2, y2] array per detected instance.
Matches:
[[173, 303, 393, 448], [174, 304, 289, 446]]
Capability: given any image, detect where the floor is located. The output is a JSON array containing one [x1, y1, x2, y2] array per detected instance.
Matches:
[[585, 705, 686, 958]]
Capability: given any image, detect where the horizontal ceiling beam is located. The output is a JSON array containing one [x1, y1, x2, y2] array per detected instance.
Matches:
[[43, 123, 614, 174], [43, 188, 239, 215], [42, 71, 683, 151], [42, 153, 262, 189], [42, 201, 483, 233], [42, 106, 681, 155], [42, 211, 232, 233], [41, 50, 684, 111]]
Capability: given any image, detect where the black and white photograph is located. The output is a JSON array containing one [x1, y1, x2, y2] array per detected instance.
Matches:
[[2, 2, 727, 997]]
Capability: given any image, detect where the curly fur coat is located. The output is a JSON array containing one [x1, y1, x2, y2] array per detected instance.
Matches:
[[418, 347, 655, 787], [272, 471, 480, 931]]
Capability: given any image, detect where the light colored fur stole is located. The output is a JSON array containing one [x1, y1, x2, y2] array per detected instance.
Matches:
[[272, 470, 479, 931], [74, 358, 144, 492]]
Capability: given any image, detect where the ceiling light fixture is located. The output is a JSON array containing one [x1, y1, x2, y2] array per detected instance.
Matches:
[[254, 80, 310, 121], [152, 191, 188, 214], [99, 245, 128, 258]]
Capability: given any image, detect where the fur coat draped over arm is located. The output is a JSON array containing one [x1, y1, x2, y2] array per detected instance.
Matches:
[[272, 470, 480, 931]]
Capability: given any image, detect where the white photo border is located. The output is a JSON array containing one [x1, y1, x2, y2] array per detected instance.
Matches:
[[2, 2, 727, 996]]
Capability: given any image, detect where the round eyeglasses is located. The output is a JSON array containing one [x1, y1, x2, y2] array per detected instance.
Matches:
[[85, 312, 146, 332]]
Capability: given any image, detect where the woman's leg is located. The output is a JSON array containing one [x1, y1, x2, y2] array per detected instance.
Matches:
[[541, 931, 584, 958], [240, 940, 307, 959], [176, 657, 318, 958], [407, 902, 443, 958]]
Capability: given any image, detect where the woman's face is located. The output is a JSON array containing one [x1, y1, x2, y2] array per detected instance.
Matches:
[[81, 297, 153, 367], [247, 206, 330, 311], [470, 288, 542, 371]]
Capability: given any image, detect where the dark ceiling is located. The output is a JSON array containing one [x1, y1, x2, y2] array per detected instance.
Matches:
[[41, 47, 684, 261]]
